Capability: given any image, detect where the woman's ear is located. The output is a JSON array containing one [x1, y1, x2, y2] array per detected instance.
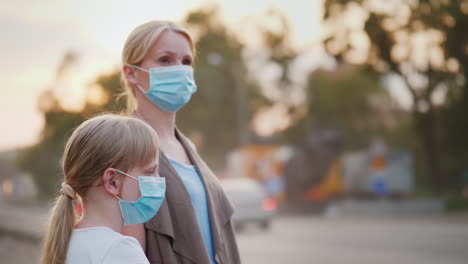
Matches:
[[102, 168, 122, 197], [123, 64, 139, 85]]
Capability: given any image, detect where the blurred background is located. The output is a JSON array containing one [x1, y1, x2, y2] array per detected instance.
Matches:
[[1, 0, 468, 263]]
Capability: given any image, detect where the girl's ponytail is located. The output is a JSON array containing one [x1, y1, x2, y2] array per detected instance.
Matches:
[[41, 186, 76, 264]]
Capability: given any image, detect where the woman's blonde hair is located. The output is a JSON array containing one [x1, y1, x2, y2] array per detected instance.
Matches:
[[121, 20, 196, 114], [41, 114, 159, 264]]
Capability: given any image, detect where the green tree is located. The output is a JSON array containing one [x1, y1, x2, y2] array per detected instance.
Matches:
[[179, 6, 270, 168], [260, 9, 298, 98], [322, 0, 468, 192], [284, 65, 410, 149], [439, 76, 468, 190], [16, 53, 124, 199]]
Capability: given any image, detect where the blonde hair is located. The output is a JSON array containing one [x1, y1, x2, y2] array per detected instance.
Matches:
[[121, 20, 196, 114], [41, 114, 159, 264]]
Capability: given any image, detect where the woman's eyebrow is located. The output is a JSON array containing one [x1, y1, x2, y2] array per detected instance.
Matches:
[[154, 50, 192, 58], [154, 50, 176, 56]]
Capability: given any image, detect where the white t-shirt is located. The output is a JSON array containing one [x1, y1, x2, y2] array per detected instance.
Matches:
[[66, 226, 149, 264]]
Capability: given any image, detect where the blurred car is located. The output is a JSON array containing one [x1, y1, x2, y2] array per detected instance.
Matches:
[[220, 177, 276, 230]]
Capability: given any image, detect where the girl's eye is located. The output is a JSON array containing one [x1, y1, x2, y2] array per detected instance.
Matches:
[[182, 58, 192, 65], [147, 169, 157, 176]]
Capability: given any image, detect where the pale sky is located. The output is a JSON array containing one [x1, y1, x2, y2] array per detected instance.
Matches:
[[0, 0, 326, 151]]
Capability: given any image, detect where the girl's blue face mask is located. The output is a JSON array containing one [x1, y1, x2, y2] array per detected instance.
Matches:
[[114, 169, 166, 226], [131, 65, 197, 113]]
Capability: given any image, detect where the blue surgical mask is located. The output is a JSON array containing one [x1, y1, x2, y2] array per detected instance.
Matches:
[[131, 65, 197, 112], [114, 169, 166, 226]]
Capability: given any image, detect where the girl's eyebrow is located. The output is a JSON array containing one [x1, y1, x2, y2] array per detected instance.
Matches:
[[147, 164, 158, 172]]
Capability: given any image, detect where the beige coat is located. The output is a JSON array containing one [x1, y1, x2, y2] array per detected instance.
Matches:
[[145, 130, 241, 264]]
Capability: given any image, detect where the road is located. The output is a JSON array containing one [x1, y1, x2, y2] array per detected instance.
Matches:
[[1, 213, 467, 263], [236, 215, 468, 264]]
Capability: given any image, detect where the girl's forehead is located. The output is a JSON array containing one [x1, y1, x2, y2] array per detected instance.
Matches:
[[140, 159, 159, 169]]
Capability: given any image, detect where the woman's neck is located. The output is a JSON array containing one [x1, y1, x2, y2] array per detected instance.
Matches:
[[134, 100, 177, 143]]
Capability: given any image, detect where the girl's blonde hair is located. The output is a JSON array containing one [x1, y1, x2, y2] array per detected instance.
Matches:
[[121, 20, 196, 114], [41, 114, 159, 264]]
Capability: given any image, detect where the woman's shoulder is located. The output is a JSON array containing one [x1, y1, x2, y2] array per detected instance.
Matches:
[[175, 129, 197, 151], [185, 137, 197, 151]]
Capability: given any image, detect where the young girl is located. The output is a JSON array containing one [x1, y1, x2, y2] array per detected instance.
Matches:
[[41, 114, 165, 264]]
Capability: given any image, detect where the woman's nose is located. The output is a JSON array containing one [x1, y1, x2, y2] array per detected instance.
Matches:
[[173, 60, 184, 66]]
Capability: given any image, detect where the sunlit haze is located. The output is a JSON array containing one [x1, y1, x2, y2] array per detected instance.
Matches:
[[1, 0, 323, 151]]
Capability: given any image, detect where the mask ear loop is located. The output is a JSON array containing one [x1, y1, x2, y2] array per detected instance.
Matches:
[[129, 64, 149, 73], [114, 169, 138, 181], [136, 85, 147, 94], [113, 168, 139, 201], [125, 64, 149, 94]]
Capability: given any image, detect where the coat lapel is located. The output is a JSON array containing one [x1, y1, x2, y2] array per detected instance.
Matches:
[[145, 147, 211, 263], [145, 128, 234, 264], [176, 129, 235, 262]]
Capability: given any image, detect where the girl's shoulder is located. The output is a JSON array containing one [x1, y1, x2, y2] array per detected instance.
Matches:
[[67, 227, 149, 264], [101, 231, 149, 264]]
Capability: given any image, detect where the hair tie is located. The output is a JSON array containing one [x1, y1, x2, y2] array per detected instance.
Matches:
[[61, 182, 77, 200]]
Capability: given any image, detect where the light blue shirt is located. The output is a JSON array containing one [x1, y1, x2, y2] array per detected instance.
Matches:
[[168, 157, 216, 264]]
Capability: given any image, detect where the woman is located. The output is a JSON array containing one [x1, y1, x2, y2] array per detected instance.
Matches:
[[41, 114, 165, 264], [121, 21, 241, 264]]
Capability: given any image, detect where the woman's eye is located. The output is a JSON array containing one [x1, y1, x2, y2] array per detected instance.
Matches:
[[159, 57, 170, 64], [182, 58, 192, 65]]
